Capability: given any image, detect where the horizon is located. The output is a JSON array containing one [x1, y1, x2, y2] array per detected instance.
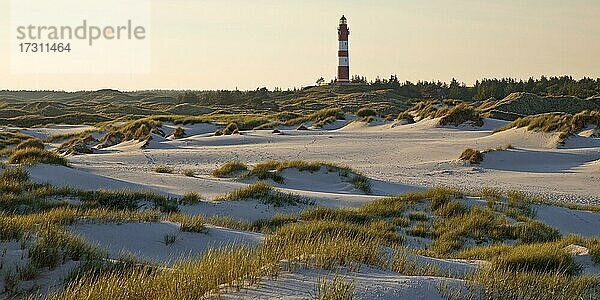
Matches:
[[1, 0, 600, 91], [0, 74, 599, 93]]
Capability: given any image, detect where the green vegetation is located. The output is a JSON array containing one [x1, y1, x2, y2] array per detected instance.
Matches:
[[211, 160, 373, 194], [153, 165, 174, 174], [1, 130, 34, 150], [171, 126, 185, 139], [211, 161, 248, 178], [214, 182, 310, 207], [316, 275, 355, 300], [493, 110, 600, 142], [15, 138, 45, 151], [2, 161, 599, 299], [182, 169, 195, 177], [180, 191, 203, 205], [396, 111, 415, 124], [356, 107, 376, 117], [459, 148, 484, 164], [8, 148, 69, 166], [438, 103, 484, 127]]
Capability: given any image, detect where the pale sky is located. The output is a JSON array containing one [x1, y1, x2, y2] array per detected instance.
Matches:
[[1, 0, 599, 91]]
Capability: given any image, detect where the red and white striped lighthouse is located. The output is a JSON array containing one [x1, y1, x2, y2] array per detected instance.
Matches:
[[337, 15, 350, 84]]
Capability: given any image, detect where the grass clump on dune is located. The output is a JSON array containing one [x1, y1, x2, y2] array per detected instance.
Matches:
[[493, 110, 600, 142], [469, 267, 598, 300], [1, 130, 34, 149], [356, 107, 376, 117], [8, 148, 68, 166], [211, 161, 248, 178], [153, 165, 174, 174], [180, 191, 203, 205], [247, 160, 372, 194], [29, 226, 106, 269], [171, 126, 185, 139], [167, 213, 208, 233], [15, 138, 45, 151], [215, 182, 310, 207], [261, 220, 388, 269], [459, 148, 484, 165], [1, 166, 29, 182], [396, 111, 415, 124], [316, 275, 355, 300], [493, 242, 580, 275], [285, 108, 344, 127], [53, 246, 266, 300], [212, 160, 372, 194], [438, 103, 484, 127]]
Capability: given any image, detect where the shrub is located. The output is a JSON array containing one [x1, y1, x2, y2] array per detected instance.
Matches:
[[356, 108, 376, 118], [8, 148, 68, 166], [211, 161, 248, 178], [154, 166, 174, 174], [438, 103, 483, 127], [172, 127, 185, 139], [222, 123, 239, 135], [15, 138, 45, 151], [163, 233, 177, 245], [29, 226, 105, 269], [261, 220, 388, 268], [182, 169, 195, 177], [428, 187, 462, 210], [286, 108, 344, 127], [459, 148, 483, 164], [457, 244, 512, 260]]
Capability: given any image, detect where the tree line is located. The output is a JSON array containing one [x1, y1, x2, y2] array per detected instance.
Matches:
[[351, 75, 600, 100]]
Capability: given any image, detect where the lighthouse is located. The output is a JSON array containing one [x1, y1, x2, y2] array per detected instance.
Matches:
[[337, 15, 350, 84]]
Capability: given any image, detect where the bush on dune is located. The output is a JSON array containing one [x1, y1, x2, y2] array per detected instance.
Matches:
[[171, 126, 185, 139], [356, 107, 376, 118], [438, 103, 484, 127], [459, 148, 484, 165], [8, 148, 68, 166]]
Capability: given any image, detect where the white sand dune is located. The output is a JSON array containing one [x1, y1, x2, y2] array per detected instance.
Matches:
[[534, 204, 600, 237], [69, 222, 263, 264], [218, 265, 467, 300], [27, 164, 174, 196], [465, 197, 600, 237], [27, 116, 594, 204]]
